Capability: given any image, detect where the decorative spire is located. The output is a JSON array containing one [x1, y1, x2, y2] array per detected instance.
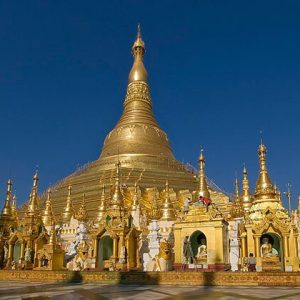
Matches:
[[128, 24, 147, 83], [75, 193, 88, 222], [27, 171, 39, 216], [241, 165, 252, 212], [109, 161, 124, 213], [42, 189, 54, 226], [11, 193, 18, 221], [254, 142, 276, 202], [49, 221, 56, 245], [297, 196, 300, 216], [1, 179, 12, 217], [230, 177, 244, 218], [198, 148, 210, 199], [131, 181, 139, 214], [99, 26, 174, 161], [160, 181, 175, 221], [234, 177, 239, 199], [62, 185, 74, 223], [97, 184, 106, 222], [274, 184, 282, 204]]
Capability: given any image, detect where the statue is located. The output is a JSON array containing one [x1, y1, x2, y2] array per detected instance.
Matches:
[[182, 236, 193, 264], [261, 237, 278, 257], [118, 245, 126, 264], [3, 244, 8, 261], [155, 239, 172, 271], [25, 247, 32, 263], [196, 238, 207, 258], [183, 197, 191, 213]]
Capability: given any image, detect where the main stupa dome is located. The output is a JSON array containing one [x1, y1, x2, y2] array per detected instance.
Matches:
[[33, 27, 201, 219]]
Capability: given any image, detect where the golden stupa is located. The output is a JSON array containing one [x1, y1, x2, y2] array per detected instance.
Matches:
[[26, 26, 220, 220]]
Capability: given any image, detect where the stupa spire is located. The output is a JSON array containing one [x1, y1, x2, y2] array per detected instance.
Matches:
[[110, 161, 124, 212], [230, 177, 244, 218], [1, 179, 12, 217], [99, 26, 174, 160], [198, 148, 210, 199], [49, 221, 56, 245], [254, 142, 276, 202], [131, 181, 140, 214], [27, 171, 39, 215], [129, 24, 147, 83], [160, 181, 175, 221], [241, 165, 252, 212], [42, 189, 54, 226], [97, 184, 106, 222], [62, 185, 74, 223], [11, 193, 18, 221], [75, 193, 88, 222]]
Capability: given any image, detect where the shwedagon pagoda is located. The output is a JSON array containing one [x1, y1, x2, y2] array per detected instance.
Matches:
[[0, 27, 299, 274]]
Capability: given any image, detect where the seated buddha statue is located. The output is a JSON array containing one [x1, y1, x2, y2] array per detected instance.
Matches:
[[196, 238, 207, 259], [261, 237, 277, 257]]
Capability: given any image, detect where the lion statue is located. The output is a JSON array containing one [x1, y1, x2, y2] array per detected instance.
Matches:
[[145, 239, 173, 271]]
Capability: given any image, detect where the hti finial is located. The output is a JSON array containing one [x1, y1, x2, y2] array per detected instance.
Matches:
[[137, 24, 141, 38], [260, 130, 263, 145]]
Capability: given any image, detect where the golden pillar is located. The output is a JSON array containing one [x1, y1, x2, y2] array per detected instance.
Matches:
[[293, 235, 298, 257], [241, 236, 247, 257], [34, 240, 38, 261], [254, 236, 261, 258], [283, 235, 289, 257], [113, 236, 118, 258], [20, 242, 25, 260], [93, 238, 98, 259], [8, 243, 13, 261], [136, 238, 141, 269]]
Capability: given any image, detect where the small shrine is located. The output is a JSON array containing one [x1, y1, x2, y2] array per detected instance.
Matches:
[[173, 150, 229, 271]]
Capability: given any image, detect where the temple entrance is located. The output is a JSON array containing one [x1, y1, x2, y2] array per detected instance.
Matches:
[[190, 230, 207, 259], [97, 235, 113, 268], [13, 242, 21, 263], [260, 233, 283, 271]]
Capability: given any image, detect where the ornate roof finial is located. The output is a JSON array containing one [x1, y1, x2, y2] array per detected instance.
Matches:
[[254, 142, 276, 202], [131, 181, 139, 214], [198, 147, 210, 199], [27, 171, 39, 215], [110, 162, 124, 212], [62, 185, 74, 223], [11, 193, 18, 220], [49, 220, 56, 245], [283, 183, 292, 216], [234, 176, 239, 199], [241, 165, 253, 212], [297, 196, 300, 216], [42, 189, 54, 226], [230, 177, 244, 218], [128, 24, 147, 83], [76, 193, 88, 222], [97, 184, 106, 222], [1, 178, 12, 217], [160, 180, 176, 221]]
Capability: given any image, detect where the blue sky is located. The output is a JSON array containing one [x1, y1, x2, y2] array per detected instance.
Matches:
[[0, 1, 299, 209]]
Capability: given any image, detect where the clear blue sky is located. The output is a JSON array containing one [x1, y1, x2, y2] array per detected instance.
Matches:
[[0, 1, 299, 209]]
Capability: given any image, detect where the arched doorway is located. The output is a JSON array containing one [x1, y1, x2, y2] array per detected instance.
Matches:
[[13, 242, 21, 263], [190, 230, 207, 258], [97, 235, 113, 268], [260, 232, 283, 270]]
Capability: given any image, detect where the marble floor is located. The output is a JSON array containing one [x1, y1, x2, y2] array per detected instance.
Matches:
[[0, 282, 299, 299]]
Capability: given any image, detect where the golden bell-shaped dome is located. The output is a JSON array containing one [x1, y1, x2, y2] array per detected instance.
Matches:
[[100, 26, 174, 161]]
